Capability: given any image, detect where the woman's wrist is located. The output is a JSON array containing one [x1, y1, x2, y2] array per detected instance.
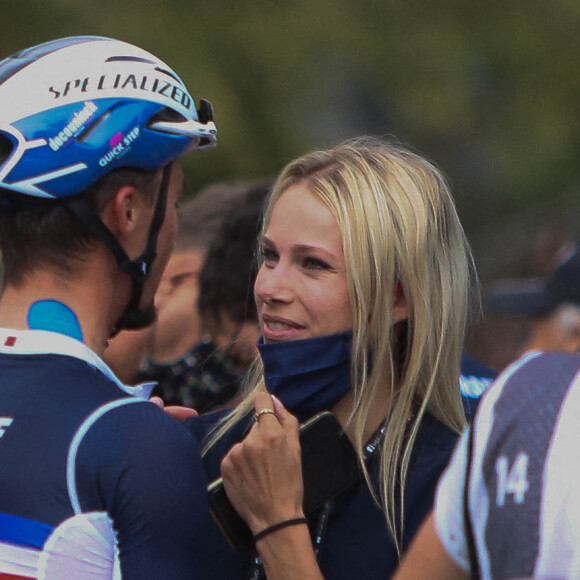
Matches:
[[246, 506, 305, 536], [254, 522, 324, 580], [253, 516, 309, 546]]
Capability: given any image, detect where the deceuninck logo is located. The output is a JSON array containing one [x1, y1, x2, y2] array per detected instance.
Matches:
[[48, 101, 98, 152]]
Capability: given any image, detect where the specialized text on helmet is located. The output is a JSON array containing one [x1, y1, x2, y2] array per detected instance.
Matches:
[[48, 74, 192, 110]]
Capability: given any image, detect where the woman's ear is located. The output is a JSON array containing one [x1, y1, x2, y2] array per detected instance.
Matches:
[[391, 282, 409, 324]]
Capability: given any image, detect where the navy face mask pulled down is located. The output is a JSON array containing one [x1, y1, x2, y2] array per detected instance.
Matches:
[[257, 331, 352, 422]]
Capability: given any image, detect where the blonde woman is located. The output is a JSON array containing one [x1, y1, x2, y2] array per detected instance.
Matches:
[[186, 137, 476, 579]]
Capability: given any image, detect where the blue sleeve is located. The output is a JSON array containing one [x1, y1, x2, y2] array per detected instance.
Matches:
[[76, 401, 213, 579]]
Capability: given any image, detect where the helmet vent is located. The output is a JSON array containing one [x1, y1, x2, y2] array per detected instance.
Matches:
[[148, 107, 187, 126], [75, 110, 112, 144], [0, 133, 14, 165], [154, 67, 181, 83], [106, 55, 156, 65]]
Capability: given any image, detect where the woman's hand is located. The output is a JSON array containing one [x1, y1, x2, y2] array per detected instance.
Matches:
[[222, 393, 325, 580], [220, 392, 304, 534]]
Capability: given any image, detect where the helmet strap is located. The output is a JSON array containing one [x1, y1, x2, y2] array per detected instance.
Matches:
[[66, 163, 172, 333]]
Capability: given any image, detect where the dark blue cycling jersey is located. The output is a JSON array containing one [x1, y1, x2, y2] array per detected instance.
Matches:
[[0, 328, 211, 579]]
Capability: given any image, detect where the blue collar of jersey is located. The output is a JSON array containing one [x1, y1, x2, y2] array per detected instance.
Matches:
[[0, 327, 154, 400]]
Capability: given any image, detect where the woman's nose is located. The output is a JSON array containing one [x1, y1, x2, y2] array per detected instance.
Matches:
[[254, 264, 293, 304]]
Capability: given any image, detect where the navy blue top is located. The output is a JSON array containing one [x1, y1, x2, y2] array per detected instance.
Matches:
[[185, 408, 461, 580], [0, 341, 212, 579]]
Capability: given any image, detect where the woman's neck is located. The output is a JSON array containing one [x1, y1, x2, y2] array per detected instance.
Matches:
[[331, 381, 392, 445]]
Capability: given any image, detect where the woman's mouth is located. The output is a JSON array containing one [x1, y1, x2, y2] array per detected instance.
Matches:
[[261, 315, 305, 341]]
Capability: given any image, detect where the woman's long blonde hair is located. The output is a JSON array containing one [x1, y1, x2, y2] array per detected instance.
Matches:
[[204, 137, 476, 554]]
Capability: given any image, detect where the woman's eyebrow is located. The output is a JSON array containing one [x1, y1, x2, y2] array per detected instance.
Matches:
[[293, 244, 340, 261], [259, 235, 275, 247]]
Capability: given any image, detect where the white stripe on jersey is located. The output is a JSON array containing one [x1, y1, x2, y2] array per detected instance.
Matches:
[[0, 541, 39, 578], [535, 370, 580, 578], [66, 398, 146, 514]]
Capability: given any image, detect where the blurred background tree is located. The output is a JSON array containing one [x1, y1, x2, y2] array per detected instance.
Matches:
[[1, 0, 579, 281]]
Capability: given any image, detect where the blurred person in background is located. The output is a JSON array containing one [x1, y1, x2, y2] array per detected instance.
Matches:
[[485, 242, 580, 358], [142, 181, 271, 412], [466, 231, 580, 372], [104, 181, 249, 384]]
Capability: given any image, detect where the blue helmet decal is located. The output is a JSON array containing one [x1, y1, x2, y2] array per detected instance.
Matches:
[[2, 98, 202, 198]]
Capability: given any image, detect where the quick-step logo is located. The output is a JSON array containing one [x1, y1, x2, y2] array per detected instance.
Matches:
[[98, 126, 140, 167]]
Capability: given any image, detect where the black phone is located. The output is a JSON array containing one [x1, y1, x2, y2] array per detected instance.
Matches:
[[207, 410, 360, 552]]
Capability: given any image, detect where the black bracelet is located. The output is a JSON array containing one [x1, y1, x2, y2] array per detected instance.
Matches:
[[252, 517, 309, 546]]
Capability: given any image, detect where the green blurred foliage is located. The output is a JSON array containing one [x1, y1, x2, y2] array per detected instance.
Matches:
[[1, 0, 579, 261]]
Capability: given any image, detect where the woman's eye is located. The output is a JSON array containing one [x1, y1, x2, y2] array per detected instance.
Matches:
[[303, 257, 329, 270], [260, 248, 278, 263]]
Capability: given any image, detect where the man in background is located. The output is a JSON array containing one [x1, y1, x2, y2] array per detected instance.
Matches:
[[486, 243, 580, 357]]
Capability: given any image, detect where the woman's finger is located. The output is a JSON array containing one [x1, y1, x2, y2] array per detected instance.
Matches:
[[253, 391, 278, 426], [270, 394, 299, 434]]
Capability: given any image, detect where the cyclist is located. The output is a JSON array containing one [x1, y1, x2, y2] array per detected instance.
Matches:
[[0, 36, 217, 579]]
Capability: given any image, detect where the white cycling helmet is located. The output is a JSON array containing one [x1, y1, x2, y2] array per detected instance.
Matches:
[[0, 35, 216, 199]]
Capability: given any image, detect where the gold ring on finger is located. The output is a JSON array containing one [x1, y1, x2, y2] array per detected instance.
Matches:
[[254, 408, 277, 422]]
